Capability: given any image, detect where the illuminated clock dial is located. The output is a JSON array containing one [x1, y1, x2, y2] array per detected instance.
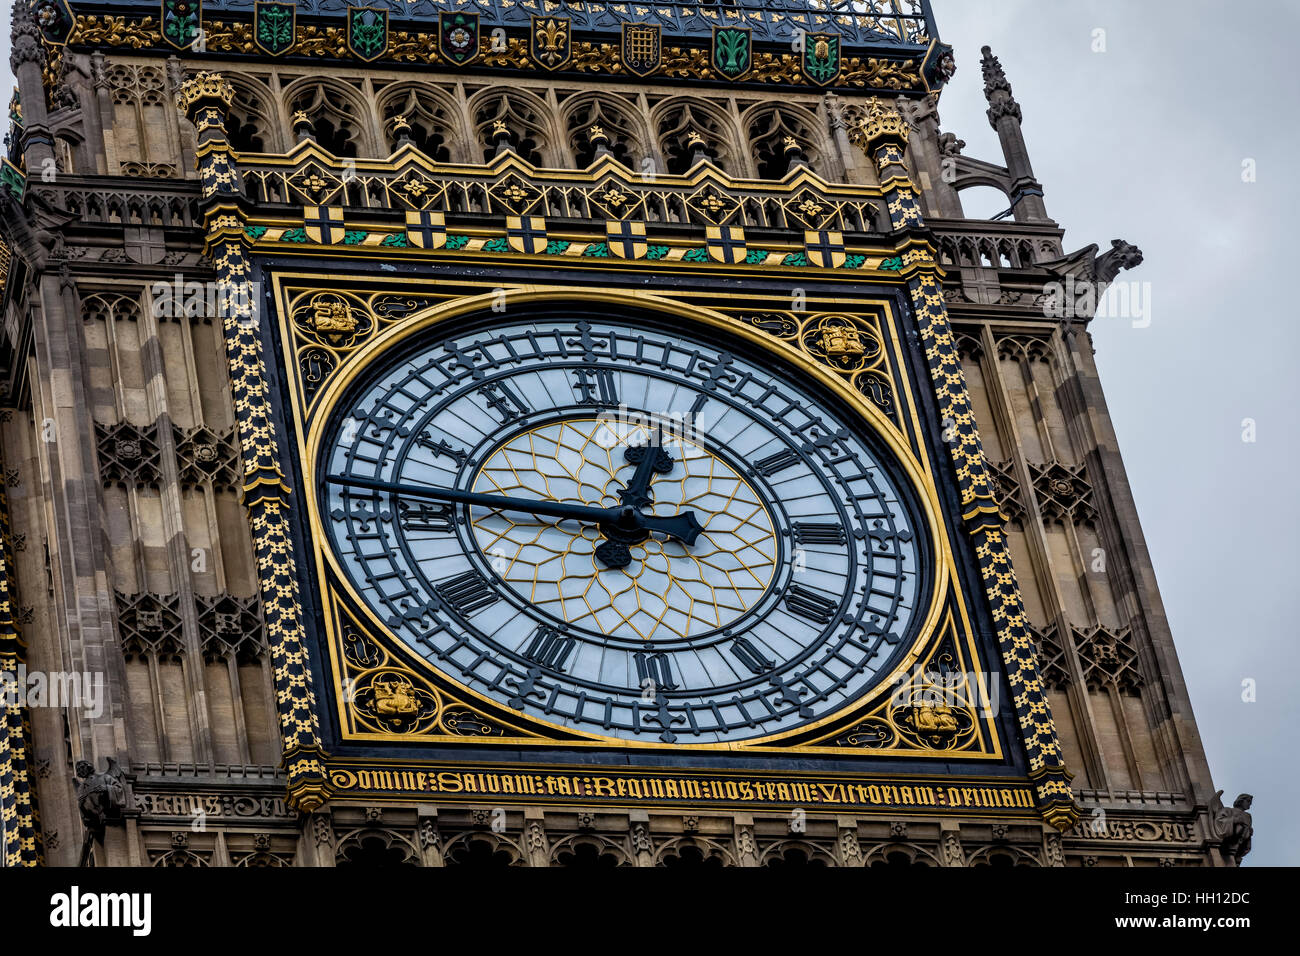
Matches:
[[320, 313, 927, 743]]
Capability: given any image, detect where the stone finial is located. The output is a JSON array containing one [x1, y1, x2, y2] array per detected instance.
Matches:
[[588, 123, 611, 159], [292, 110, 315, 142], [851, 97, 908, 152], [176, 71, 234, 118], [783, 135, 809, 172], [490, 119, 514, 155], [686, 130, 710, 166], [391, 113, 412, 145], [9, 0, 47, 73], [981, 45, 1022, 127]]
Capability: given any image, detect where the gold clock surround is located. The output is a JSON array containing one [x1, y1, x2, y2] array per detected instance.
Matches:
[[280, 280, 1003, 759]]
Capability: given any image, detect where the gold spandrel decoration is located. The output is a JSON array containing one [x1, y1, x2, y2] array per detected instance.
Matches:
[[764, 608, 994, 757], [287, 288, 398, 411], [739, 309, 899, 424], [330, 589, 543, 741], [303, 292, 368, 341]]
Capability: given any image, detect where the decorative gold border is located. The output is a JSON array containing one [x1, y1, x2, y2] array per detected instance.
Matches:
[[323, 759, 1040, 818], [66, 17, 926, 91], [178, 73, 329, 810], [855, 100, 1077, 828], [0, 480, 43, 866], [276, 278, 1004, 760]]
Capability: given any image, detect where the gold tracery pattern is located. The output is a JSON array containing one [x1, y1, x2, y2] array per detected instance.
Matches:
[[470, 418, 778, 642]]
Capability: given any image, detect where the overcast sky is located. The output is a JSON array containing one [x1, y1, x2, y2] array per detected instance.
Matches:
[[2, 1, 1295, 865], [933, 0, 1299, 865]]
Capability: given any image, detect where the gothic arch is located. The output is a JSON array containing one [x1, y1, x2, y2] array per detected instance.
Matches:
[[995, 332, 1054, 364], [283, 77, 375, 158], [549, 833, 631, 868], [952, 328, 985, 362], [105, 63, 177, 175], [654, 834, 736, 868], [334, 827, 421, 866], [561, 92, 650, 169], [967, 845, 1041, 867], [954, 183, 1013, 222], [467, 87, 559, 166], [651, 97, 743, 176], [442, 831, 527, 867], [759, 839, 836, 868], [82, 291, 144, 325], [740, 102, 827, 179], [223, 74, 280, 154], [376, 82, 470, 162], [149, 847, 209, 866], [864, 843, 940, 868]]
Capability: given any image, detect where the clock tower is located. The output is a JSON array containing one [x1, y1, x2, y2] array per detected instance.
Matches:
[[0, 0, 1242, 868]]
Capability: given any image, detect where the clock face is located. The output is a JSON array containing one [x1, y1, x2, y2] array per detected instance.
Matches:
[[319, 311, 928, 744]]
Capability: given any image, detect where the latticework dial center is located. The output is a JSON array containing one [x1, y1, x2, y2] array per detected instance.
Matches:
[[469, 417, 779, 642]]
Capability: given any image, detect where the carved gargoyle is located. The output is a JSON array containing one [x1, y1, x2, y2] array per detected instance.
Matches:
[[1213, 791, 1253, 865], [938, 131, 965, 158], [1093, 239, 1144, 283], [1041, 238, 1144, 287], [76, 757, 128, 866]]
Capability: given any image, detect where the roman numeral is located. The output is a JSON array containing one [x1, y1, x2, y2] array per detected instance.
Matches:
[[730, 636, 775, 675], [866, 519, 914, 553], [434, 570, 499, 618], [397, 500, 456, 533], [688, 393, 709, 417], [754, 448, 800, 477], [521, 624, 576, 671], [635, 650, 677, 692], [783, 585, 838, 626], [572, 367, 619, 406], [792, 522, 847, 546], [478, 381, 530, 422], [414, 434, 468, 464]]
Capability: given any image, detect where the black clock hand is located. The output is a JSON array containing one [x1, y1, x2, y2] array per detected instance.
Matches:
[[618, 424, 675, 509], [326, 474, 704, 546]]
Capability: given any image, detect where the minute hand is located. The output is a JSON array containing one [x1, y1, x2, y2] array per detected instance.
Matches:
[[325, 475, 704, 545]]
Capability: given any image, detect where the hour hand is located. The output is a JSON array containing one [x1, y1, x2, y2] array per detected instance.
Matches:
[[640, 510, 704, 547], [618, 426, 675, 509]]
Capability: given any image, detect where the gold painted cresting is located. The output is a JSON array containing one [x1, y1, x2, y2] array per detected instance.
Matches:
[[299, 286, 960, 753]]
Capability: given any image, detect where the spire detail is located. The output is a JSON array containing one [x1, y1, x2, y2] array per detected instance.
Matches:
[[981, 45, 1022, 128]]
